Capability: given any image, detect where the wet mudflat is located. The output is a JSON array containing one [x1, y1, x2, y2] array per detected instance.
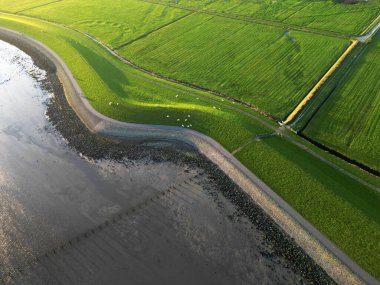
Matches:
[[0, 39, 334, 285]]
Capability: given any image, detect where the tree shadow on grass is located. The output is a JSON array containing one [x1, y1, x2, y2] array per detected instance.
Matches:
[[66, 38, 129, 97]]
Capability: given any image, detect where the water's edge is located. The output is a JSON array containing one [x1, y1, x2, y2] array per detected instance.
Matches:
[[0, 27, 375, 285]]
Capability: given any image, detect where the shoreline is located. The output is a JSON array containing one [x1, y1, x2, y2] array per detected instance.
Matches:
[[0, 27, 377, 285]]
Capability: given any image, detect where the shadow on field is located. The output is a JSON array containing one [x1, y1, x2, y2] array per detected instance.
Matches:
[[264, 137, 380, 225], [67, 38, 129, 96]]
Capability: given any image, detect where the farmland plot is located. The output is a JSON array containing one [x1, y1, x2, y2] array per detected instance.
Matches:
[[284, 1, 380, 35], [1, 10, 380, 279], [303, 33, 380, 172], [21, 0, 188, 47], [120, 13, 349, 118], [0, 0, 58, 13], [140, 0, 380, 35]]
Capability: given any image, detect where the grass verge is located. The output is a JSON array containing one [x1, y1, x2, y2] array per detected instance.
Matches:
[[0, 12, 379, 279]]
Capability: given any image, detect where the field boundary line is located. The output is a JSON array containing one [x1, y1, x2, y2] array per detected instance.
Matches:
[[1, 11, 379, 190], [360, 13, 380, 36], [280, 1, 311, 22], [15, 0, 63, 14], [113, 12, 194, 50], [0, 11, 278, 121], [295, 44, 368, 130], [1, 27, 378, 285], [138, 0, 353, 39], [82, 34, 280, 121], [299, 133, 380, 177], [283, 40, 359, 125]]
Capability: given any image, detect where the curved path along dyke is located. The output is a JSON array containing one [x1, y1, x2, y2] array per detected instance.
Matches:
[[0, 28, 379, 285], [54, 14, 380, 193], [1, 37, 327, 285], [1, 11, 379, 194]]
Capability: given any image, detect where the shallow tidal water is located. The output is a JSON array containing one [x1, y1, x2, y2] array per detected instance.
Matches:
[[0, 39, 320, 284]]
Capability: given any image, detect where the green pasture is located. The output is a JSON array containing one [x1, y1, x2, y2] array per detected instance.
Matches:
[[0, 0, 54, 13], [120, 13, 349, 119], [133, 0, 380, 35], [0, 13, 379, 278], [291, 42, 368, 131], [304, 33, 380, 172], [283, 1, 380, 35], [10, 0, 189, 47], [0, 13, 270, 151]]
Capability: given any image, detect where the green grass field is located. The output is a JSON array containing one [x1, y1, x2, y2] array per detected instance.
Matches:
[[5, 0, 189, 47], [138, 0, 380, 35], [283, 1, 380, 35], [9, 0, 354, 119], [119, 13, 349, 119], [9, 0, 353, 119], [303, 33, 380, 172], [0, 13, 270, 151], [235, 136, 380, 277], [0, 0, 55, 13], [0, 12, 379, 278], [291, 42, 368, 130]]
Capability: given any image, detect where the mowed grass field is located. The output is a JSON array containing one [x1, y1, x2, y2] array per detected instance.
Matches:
[[283, 1, 380, 35], [0, 13, 379, 278], [5, 0, 351, 119], [143, 0, 380, 35], [303, 33, 380, 172], [119, 13, 349, 119], [0, 0, 55, 13], [2, 0, 189, 47], [0, 13, 268, 152]]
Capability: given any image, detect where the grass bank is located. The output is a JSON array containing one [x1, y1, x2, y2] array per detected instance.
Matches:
[[0, 13, 379, 279]]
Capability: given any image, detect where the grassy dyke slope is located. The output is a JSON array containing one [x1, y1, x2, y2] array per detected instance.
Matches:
[[120, 13, 348, 119], [0, 13, 379, 278], [0, 13, 270, 151], [304, 34, 380, 172], [235, 137, 380, 277]]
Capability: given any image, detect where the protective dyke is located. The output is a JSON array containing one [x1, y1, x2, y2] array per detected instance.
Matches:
[[0, 27, 379, 285]]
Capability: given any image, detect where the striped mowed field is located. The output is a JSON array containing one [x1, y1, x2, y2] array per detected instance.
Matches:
[[0, 0, 380, 280], [119, 13, 349, 119], [303, 33, 380, 172]]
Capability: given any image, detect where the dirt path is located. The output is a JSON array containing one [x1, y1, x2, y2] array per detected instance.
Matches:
[[2, 26, 380, 285]]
